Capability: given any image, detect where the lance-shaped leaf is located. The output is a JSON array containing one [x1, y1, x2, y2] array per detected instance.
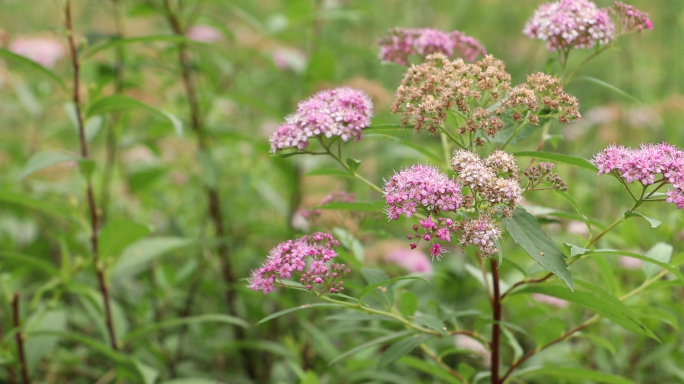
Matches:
[[503, 207, 573, 290]]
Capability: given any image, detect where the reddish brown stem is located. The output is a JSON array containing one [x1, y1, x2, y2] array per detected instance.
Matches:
[[65, 0, 118, 351], [490, 259, 501, 384], [11, 293, 29, 384], [1, 309, 17, 384]]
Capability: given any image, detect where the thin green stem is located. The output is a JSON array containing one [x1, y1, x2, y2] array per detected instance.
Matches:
[[420, 344, 470, 384], [500, 121, 530, 151], [564, 44, 612, 84], [440, 132, 452, 168], [324, 145, 383, 194]]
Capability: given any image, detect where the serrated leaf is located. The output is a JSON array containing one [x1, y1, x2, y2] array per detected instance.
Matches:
[[517, 367, 639, 384], [576, 76, 642, 104], [644, 242, 673, 278], [0, 48, 67, 90], [625, 211, 661, 228], [512, 280, 659, 340], [564, 243, 590, 257], [19, 151, 77, 180], [503, 207, 573, 290], [413, 314, 447, 336], [112, 237, 195, 279], [512, 151, 597, 171], [257, 303, 346, 325], [531, 317, 565, 349], [358, 276, 429, 300], [87, 95, 183, 136], [305, 168, 354, 178], [378, 334, 431, 368], [328, 330, 412, 365], [99, 220, 151, 258]]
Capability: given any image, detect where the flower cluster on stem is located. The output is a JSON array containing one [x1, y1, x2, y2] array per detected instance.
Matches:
[[613, 1, 653, 34], [248, 232, 350, 294], [270, 87, 373, 153], [523, 0, 615, 52], [378, 27, 487, 65], [591, 142, 684, 208]]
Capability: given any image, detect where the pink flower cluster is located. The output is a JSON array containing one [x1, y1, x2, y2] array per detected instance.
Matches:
[[10, 37, 65, 69], [591, 143, 684, 208], [379, 28, 486, 65], [523, 0, 615, 51], [613, 1, 653, 34], [383, 164, 463, 220], [248, 232, 350, 295], [269, 88, 373, 153], [186, 25, 222, 42]]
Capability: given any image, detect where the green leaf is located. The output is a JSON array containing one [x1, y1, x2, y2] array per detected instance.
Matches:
[[517, 367, 639, 384], [556, 190, 592, 237], [564, 243, 590, 257], [0, 48, 67, 90], [319, 201, 384, 212], [587, 248, 682, 282], [112, 237, 195, 279], [99, 220, 151, 259], [630, 305, 679, 331], [502, 207, 573, 290], [0, 252, 59, 275], [123, 314, 248, 343], [305, 168, 355, 178], [24, 310, 67, 374], [77, 158, 96, 180], [512, 280, 659, 340], [365, 134, 442, 164], [625, 211, 661, 228], [87, 95, 183, 136], [328, 330, 412, 365], [257, 303, 346, 325], [413, 314, 447, 336], [133, 359, 159, 384], [346, 157, 362, 173], [358, 276, 429, 300], [531, 317, 565, 349], [361, 267, 393, 307], [300, 370, 320, 384], [644, 242, 673, 278], [333, 227, 365, 262], [378, 334, 431, 368], [159, 380, 226, 384], [82, 34, 212, 58], [398, 355, 462, 384], [576, 334, 616, 355], [19, 151, 77, 180], [0, 191, 80, 225], [399, 291, 418, 317], [576, 76, 642, 104], [512, 151, 597, 171]]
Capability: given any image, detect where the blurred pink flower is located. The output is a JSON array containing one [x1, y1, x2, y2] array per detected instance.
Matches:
[[186, 25, 221, 42], [618, 256, 644, 270], [9, 37, 64, 68], [455, 334, 490, 366], [271, 47, 307, 73], [533, 293, 569, 308], [384, 248, 433, 276]]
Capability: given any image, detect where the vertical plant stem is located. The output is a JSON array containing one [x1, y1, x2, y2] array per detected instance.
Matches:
[[161, 1, 257, 379], [11, 293, 29, 384], [490, 258, 501, 384], [65, 0, 118, 351], [1, 313, 17, 384]]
